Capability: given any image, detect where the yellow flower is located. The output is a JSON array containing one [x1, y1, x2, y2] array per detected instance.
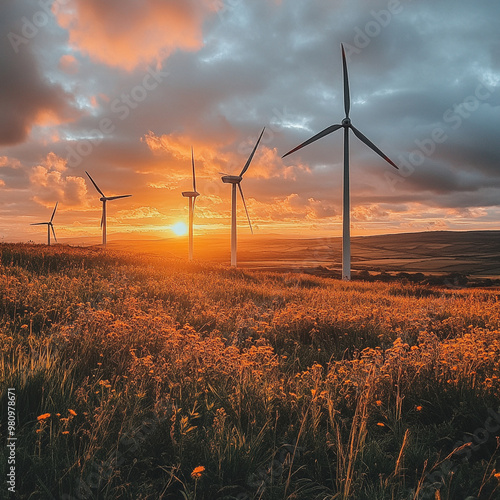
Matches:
[[37, 413, 51, 421], [68, 409, 77, 416], [191, 466, 205, 479]]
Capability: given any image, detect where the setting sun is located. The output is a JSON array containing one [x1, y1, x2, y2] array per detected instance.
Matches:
[[172, 221, 188, 236]]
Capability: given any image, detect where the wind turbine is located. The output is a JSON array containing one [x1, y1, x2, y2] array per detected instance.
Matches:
[[221, 127, 265, 267], [282, 44, 399, 281], [182, 147, 199, 261], [31, 202, 58, 246], [85, 171, 131, 246]]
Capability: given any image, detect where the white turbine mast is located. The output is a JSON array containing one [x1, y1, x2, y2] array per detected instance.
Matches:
[[221, 127, 265, 267], [282, 44, 399, 280], [181, 147, 200, 261], [31, 202, 58, 245], [85, 171, 132, 246]]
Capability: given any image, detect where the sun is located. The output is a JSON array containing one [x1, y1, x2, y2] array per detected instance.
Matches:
[[172, 221, 188, 236]]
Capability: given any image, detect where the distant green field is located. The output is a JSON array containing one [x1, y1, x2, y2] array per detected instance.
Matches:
[[1, 243, 500, 499]]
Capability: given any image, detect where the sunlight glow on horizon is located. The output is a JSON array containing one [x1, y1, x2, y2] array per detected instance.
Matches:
[[171, 221, 188, 236]]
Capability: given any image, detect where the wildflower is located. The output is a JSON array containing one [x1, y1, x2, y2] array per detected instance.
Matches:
[[68, 409, 77, 416], [62, 431, 69, 435], [376, 400, 382, 406], [37, 413, 51, 421], [191, 466, 205, 479], [494, 472, 500, 480], [377, 422, 385, 427], [416, 406, 423, 411]]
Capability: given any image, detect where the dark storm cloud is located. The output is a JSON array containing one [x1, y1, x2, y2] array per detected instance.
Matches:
[[0, 0, 77, 146]]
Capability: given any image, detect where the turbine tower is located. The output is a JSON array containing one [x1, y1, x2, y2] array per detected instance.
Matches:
[[85, 171, 131, 246], [181, 147, 199, 261], [282, 44, 399, 281], [31, 202, 58, 246], [221, 127, 265, 267]]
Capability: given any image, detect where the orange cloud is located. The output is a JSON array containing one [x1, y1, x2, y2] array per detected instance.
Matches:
[[56, 0, 220, 71], [30, 153, 88, 208], [58, 54, 79, 75]]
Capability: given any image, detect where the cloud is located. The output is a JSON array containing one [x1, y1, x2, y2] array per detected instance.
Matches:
[[56, 0, 220, 71], [29, 153, 88, 208], [0, 1, 79, 146]]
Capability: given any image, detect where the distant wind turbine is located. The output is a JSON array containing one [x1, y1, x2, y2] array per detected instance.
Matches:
[[31, 202, 58, 246], [221, 127, 265, 267], [85, 171, 131, 246], [282, 44, 399, 281], [182, 147, 199, 261]]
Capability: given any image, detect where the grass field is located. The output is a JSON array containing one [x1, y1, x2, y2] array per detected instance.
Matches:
[[1, 243, 500, 499]]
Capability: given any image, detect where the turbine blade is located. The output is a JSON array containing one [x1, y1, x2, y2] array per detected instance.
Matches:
[[191, 146, 196, 192], [51, 224, 57, 243], [341, 43, 350, 117], [106, 195, 132, 201], [350, 125, 399, 169], [282, 124, 343, 158], [31, 222, 47, 226], [237, 183, 253, 234], [85, 171, 105, 197], [50, 201, 58, 222], [239, 127, 265, 177]]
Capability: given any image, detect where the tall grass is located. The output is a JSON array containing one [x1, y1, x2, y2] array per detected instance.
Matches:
[[0, 243, 499, 499]]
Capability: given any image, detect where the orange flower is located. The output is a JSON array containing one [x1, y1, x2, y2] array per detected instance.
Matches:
[[377, 422, 385, 427], [376, 400, 382, 406], [37, 413, 51, 421], [416, 406, 423, 411], [191, 466, 205, 479], [68, 409, 77, 416]]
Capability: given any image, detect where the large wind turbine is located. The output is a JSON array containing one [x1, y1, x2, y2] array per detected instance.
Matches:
[[31, 202, 58, 246], [221, 127, 265, 267], [182, 147, 199, 261], [282, 44, 399, 281], [85, 171, 131, 246]]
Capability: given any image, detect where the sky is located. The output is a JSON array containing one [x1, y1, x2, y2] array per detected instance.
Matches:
[[0, 0, 499, 243]]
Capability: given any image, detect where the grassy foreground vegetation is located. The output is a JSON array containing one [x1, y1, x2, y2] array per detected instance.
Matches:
[[1, 243, 500, 499]]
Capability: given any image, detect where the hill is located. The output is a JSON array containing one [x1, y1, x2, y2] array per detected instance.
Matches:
[[101, 230, 500, 278]]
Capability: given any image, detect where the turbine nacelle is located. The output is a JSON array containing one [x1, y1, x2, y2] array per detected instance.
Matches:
[[342, 117, 351, 127], [182, 191, 200, 197], [221, 175, 242, 184]]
